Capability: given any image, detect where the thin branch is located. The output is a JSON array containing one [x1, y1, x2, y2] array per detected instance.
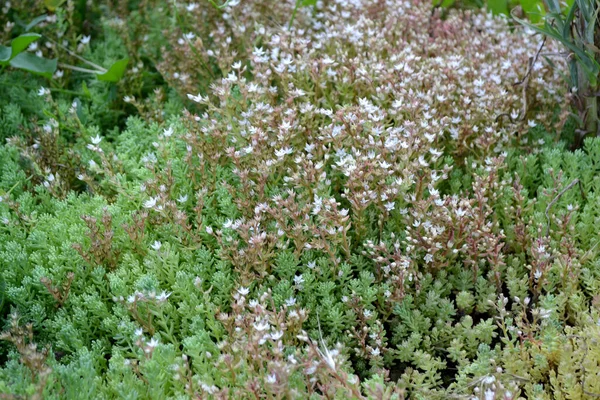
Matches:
[[44, 36, 107, 72], [566, 335, 600, 397], [545, 179, 581, 237], [58, 63, 101, 75], [514, 36, 546, 121], [514, 36, 546, 87]]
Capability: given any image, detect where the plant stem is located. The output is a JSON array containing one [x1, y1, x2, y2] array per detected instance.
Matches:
[[288, 0, 301, 29]]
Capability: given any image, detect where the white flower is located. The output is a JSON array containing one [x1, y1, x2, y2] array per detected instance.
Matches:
[[38, 87, 50, 96], [147, 338, 159, 348], [274, 147, 293, 159], [90, 135, 102, 145], [144, 197, 158, 209], [384, 202, 395, 212], [266, 374, 277, 384], [134, 328, 143, 336], [157, 291, 171, 302], [527, 120, 537, 128], [285, 297, 296, 307], [163, 126, 173, 138], [370, 347, 380, 356], [253, 320, 270, 331], [237, 287, 250, 296], [151, 241, 162, 251], [538, 308, 551, 319], [177, 194, 188, 203], [80, 35, 91, 44], [187, 93, 206, 103], [271, 330, 284, 340], [123, 95, 133, 103]]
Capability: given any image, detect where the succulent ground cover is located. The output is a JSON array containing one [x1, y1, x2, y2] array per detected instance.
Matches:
[[1, 0, 600, 399]]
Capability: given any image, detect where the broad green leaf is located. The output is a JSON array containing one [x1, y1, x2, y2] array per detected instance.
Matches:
[[520, 0, 545, 23], [300, 0, 317, 6], [11, 33, 41, 56], [44, 0, 66, 11], [0, 33, 41, 65], [96, 58, 128, 82], [9, 52, 57, 78], [25, 15, 48, 31], [0, 45, 10, 64], [488, 0, 509, 15]]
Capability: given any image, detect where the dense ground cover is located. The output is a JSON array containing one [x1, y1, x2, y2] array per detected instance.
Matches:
[[1, 0, 600, 399]]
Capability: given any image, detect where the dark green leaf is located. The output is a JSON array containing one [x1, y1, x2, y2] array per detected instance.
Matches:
[[563, 1, 577, 38], [520, 0, 545, 23], [488, 0, 508, 15], [0, 45, 10, 64], [44, 0, 67, 11], [9, 52, 57, 78], [11, 33, 41, 56], [96, 58, 128, 82]]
